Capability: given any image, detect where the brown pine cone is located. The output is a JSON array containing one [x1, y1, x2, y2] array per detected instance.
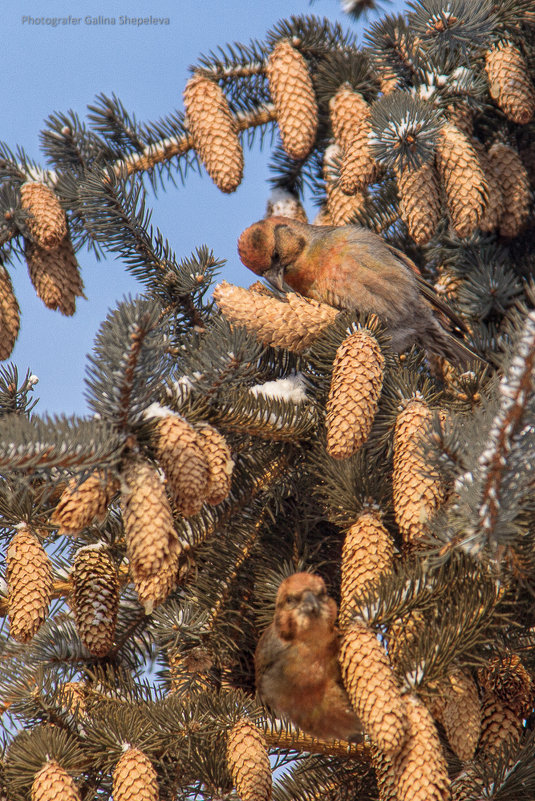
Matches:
[[324, 144, 367, 226], [433, 669, 481, 761], [479, 652, 533, 717], [0, 265, 20, 360], [330, 87, 376, 193], [7, 527, 53, 643], [396, 162, 441, 246], [112, 747, 159, 801], [485, 42, 535, 125], [52, 470, 119, 535], [196, 424, 234, 505], [31, 761, 80, 801], [488, 141, 531, 238], [479, 692, 522, 755], [20, 181, 67, 250], [183, 74, 243, 193], [71, 545, 119, 657], [266, 39, 318, 160], [25, 234, 84, 316], [154, 414, 210, 516], [227, 720, 272, 801]]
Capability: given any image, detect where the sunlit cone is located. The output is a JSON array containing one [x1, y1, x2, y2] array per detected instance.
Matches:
[[0, 265, 20, 360], [339, 508, 394, 627], [266, 188, 307, 222], [7, 527, 53, 643], [371, 746, 397, 801], [485, 41, 535, 124], [31, 760, 80, 801], [57, 682, 87, 718], [434, 669, 480, 761], [120, 457, 181, 580], [396, 162, 441, 245], [479, 652, 533, 717], [326, 330, 384, 459], [340, 622, 407, 756], [20, 181, 67, 250], [196, 424, 234, 505], [479, 693, 522, 755], [324, 144, 367, 225], [266, 39, 318, 160], [330, 87, 376, 193], [227, 720, 272, 801], [434, 265, 462, 303], [112, 747, 159, 801], [52, 470, 119, 535], [25, 233, 85, 315], [488, 141, 531, 238], [183, 73, 243, 193], [472, 141, 504, 233], [213, 281, 338, 353], [134, 546, 185, 615], [446, 103, 474, 137], [393, 398, 444, 551], [155, 414, 210, 516], [392, 695, 450, 801], [435, 122, 488, 238], [71, 545, 119, 657]]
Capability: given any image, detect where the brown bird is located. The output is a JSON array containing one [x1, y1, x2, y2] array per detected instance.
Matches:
[[254, 572, 363, 742], [238, 216, 481, 367]]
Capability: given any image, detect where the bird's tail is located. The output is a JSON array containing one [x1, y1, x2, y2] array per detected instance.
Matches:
[[431, 326, 486, 370]]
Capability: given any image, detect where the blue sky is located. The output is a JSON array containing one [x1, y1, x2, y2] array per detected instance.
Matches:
[[2, 0, 395, 414]]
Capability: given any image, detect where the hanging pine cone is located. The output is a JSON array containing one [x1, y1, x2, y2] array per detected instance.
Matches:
[[324, 144, 367, 225], [479, 652, 533, 717], [435, 122, 488, 238], [339, 508, 394, 627], [213, 281, 338, 353], [266, 39, 318, 160], [7, 527, 53, 643], [479, 693, 523, 755], [0, 265, 20, 360], [183, 74, 243, 193], [330, 87, 376, 194], [227, 720, 272, 801], [433, 669, 481, 761], [25, 234, 84, 316], [485, 41, 535, 125], [120, 457, 181, 580], [472, 141, 504, 233], [391, 695, 450, 801], [396, 162, 441, 245], [112, 747, 159, 801], [371, 746, 397, 801], [446, 103, 474, 137], [20, 181, 67, 250], [71, 545, 119, 657], [340, 622, 407, 756], [393, 398, 444, 551], [154, 414, 210, 516], [196, 424, 234, 505], [134, 545, 184, 614], [52, 470, 119, 535], [488, 141, 531, 238], [387, 610, 425, 668], [326, 329, 384, 460], [57, 682, 87, 718], [265, 188, 307, 222], [31, 761, 80, 801]]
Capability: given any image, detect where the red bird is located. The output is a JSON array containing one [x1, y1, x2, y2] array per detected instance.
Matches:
[[238, 216, 480, 367], [254, 572, 363, 742]]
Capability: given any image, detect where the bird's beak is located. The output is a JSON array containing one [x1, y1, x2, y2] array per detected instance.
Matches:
[[263, 264, 285, 292], [300, 590, 320, 616]]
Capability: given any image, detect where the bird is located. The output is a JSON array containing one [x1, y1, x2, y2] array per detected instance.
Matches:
[[237, 216, 481, 367], [254, 572, 363, 742]]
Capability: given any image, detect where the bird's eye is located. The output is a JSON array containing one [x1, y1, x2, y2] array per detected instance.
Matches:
[[285, 595, 294, 605]]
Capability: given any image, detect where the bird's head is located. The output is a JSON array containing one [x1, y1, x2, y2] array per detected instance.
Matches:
[[237, 217, 307, 290], [274, 572, 337, 640]]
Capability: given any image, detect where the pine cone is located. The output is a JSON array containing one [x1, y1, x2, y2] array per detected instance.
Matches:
[[227, 720, 272, 801], [25, 234, 84, 315], [20, 181, 67, 250], [435, 122, 488, 238], [393, 398, 444, 550], [472, 141, 504, 233], [112, 747, 159, 801], [213, 281, 338, 352], [391, 695, 450, 801], [52, 470, 119, 535], [154, 415, 210, 516], [326, 330, 384, 459], [446, 103, 474, 137], [488, 141, 531, 238], [266, 188, 307, 222], [57, 682, 87, 718], [183, 74, 243, 193], [340, 622, 407, 756], [396, 162, 441, 246], [485, 42, 535, 124], [339, 509, 394, 627], [196, 424, 234, 505], [324, 144, 367, 225], [433, 669, 481, 761], [31, 761, 80, 801], [479, 693, 522, 755], [7, 527, 53, 643], [134, 547, 184, 614], [120, 457, 181, 580], [0, 265, 20, 360], [266, 39, 318, 160], [371, 746, 397, 801], [71, 545, 119, 657], [330, 87, 376, 193], [479, 652, 533, 717], [387, 611, 425, 668]]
